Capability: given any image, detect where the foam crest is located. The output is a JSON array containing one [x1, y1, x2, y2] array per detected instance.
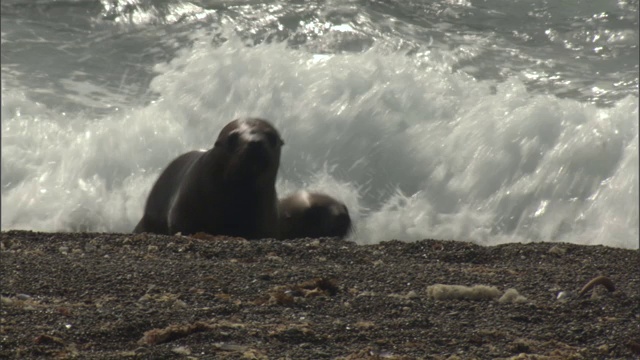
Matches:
[[2, 85, 184, 232]]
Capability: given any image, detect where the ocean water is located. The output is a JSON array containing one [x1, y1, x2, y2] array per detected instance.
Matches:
[[1, 0, 638, 249]]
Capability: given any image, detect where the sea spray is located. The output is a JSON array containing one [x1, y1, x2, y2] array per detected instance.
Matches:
[[2, 28, 637, 249]]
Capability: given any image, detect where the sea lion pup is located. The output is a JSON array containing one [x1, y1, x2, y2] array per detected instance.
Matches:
[[134, 118, 284, 239], [278, 191, 352, 239]]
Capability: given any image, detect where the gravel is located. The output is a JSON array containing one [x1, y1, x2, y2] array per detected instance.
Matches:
[[1, 230, 639, 359]]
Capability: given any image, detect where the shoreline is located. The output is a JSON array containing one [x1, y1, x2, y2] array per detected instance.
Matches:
[[2, 230, 639, 359]]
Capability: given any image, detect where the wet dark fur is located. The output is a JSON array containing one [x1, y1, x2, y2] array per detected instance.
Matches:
[[278, 191, 351, 239], [134, 118, 283, 239]]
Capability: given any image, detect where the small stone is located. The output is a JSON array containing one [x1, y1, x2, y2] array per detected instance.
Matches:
[[16, 294, 32, 301], [172, 346, 191, 355], [173, 300, 188, 308], [354, 321, 375, 329], [557, 291, 575, 301], [59, 246, 69, 254], [213, 343, 249, 352], [499, 288, 528, 303], [1, 296, 13, 306], [548, 245, 567, 256], [598, 344, 611, 354]]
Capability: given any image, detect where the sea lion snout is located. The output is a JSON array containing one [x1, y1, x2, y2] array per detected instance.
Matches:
[[219, 118, 283, 180], [245, 137, 270, 157], [240, 139, 273, 173]]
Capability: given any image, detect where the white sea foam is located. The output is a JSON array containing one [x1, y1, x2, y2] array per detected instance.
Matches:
[[2, 31, 638, 249]]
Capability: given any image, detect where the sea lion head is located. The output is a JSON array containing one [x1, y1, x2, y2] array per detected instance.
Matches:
[[305, 195, 351, 238], [279, 191, 352, 239], [214, 118, 284, 184]]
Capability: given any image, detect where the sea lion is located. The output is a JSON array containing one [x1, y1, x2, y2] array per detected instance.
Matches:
[[278, 191, 352, 239], [134, 118, 284, 239]]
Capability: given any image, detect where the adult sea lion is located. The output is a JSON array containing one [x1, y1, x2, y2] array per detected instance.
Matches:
[[278, 191, 352, 239], [134, 118, 284, 239]]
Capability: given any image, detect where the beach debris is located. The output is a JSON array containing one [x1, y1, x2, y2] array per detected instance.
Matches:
[[0, 296, 13, 306], [547, 245, 567, 256], [556, 291, 576, 301], [84, 242, 97, 252], [427, 284, 529, 303], [556, 275, 616, 301], [265, 277, 339, 305], [138, 321, 213, 345], [577, 275, 615, 297], [213, 342, 250, 352], [498, 288, 528, 303], [268, 323, 316, 342], [16, 293, 32, 301], [427, 284, 501, 301], [171, 346, 192, 355], [34, 334, 66, 346], [388, 290, 419, 300], [337, 347, 413, 359], [353, 321, 376, 330]]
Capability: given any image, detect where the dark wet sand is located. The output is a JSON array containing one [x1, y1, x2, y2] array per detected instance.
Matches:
[[1, 230, 639, 359]]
